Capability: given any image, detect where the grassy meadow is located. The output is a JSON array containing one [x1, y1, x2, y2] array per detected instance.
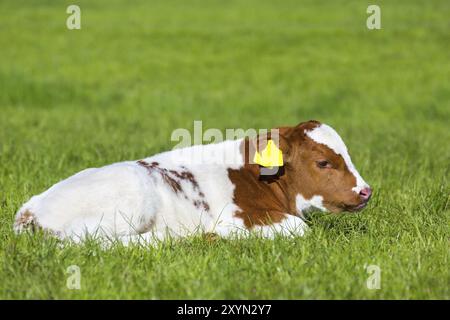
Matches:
[[0, 0, 448, 299]]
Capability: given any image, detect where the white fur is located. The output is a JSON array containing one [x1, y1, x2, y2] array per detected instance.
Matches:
[[252, 215, 309, 238], [15, 140, 246, 241], [305, 124, 369, 193], [295, 194, 327, 215]]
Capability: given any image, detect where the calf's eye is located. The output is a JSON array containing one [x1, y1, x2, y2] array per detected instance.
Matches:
[[317, 160, 332, 169]]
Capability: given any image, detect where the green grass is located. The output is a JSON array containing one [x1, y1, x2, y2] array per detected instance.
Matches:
[[0, 0, 449, 299]]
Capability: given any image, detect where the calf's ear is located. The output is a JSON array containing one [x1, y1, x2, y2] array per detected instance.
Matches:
[[294, 120, 321, 133], [244, 128, 292, 180], [251, 128, 292, 164]]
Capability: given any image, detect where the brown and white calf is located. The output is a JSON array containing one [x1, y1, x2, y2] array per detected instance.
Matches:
[[14, 120, 371, 243]]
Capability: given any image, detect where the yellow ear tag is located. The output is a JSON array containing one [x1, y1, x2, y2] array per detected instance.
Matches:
[[253, 140, 284, 168]]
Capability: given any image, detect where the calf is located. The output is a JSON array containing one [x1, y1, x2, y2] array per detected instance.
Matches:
[[14, 120, 371, 243]]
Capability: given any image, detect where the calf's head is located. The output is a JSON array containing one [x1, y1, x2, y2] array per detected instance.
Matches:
[[258, 120, 372, 213]]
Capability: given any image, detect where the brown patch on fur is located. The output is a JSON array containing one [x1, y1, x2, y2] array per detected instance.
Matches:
[[228, 167, 290, 228], [228, 120, 366, 228], [138, 160, 182, 193], [137, 160, 210, 213]]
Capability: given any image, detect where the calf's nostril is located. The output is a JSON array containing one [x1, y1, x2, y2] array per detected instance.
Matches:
[[359, 187, 372, 200]]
